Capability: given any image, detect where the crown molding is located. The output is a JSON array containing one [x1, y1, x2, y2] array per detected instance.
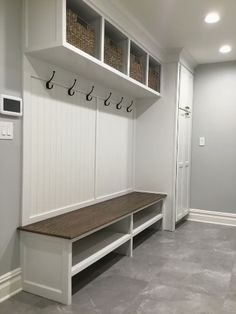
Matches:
[[179, 49, 198, 72], [162, 47, 198, 70]]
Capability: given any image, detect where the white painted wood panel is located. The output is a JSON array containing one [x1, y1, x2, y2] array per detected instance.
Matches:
[[176, 110, 187, 220], [20, 232, 71, 304], [96, 99, 134, 198], [22, 57, 135, 225], [24, 0, 63, 50], [178, 65, 193, 110], [176, 65, 193, 222], [134, 63, 179, 231], [23, 77, 96, 223]]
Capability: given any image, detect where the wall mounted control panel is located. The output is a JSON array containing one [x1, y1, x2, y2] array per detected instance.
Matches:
[[0, 94, 22, 116]]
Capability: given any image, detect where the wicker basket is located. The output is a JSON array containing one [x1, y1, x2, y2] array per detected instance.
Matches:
[[104, 37, 123, 72], [148, 67, 160, 91], [130, 54, 144, 83], [66, 8, 95, 56]]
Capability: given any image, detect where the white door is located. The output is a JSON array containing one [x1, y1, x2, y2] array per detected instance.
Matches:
[[176, 65, 193, 222]]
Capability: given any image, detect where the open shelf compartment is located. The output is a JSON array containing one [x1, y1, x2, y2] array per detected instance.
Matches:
[[130, 41, 147, 84], [148, 56, 161, 92], [104, 20, 128, 74], [66, 0, 102, 59], [71, 218, 131, 276], [133, 202, 163, 236]]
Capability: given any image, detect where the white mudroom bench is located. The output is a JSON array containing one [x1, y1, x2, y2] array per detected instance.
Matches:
[[18, 192, 166, 304]]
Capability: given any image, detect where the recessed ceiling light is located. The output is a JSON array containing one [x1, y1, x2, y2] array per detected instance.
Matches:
[[205, 12, 220, 24], [219, 45, 232, 53]]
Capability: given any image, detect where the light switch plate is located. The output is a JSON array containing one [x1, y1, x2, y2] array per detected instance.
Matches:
[[0, 121, 13, 140], [199, 137, 205, 146]]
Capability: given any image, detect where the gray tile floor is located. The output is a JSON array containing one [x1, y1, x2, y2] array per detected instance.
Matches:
[[1, 221, 236, 313]]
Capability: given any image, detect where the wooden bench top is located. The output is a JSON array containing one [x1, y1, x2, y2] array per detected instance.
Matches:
[[18, 192, 166, 240]]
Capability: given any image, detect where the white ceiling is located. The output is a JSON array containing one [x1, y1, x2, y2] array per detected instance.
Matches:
[[112, 0, 236, 64]]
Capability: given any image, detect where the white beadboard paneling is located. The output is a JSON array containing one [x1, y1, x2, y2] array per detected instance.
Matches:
[[22, 77, 96, 223], [96, 99, 134, 198], [22, 56, 135, 225]]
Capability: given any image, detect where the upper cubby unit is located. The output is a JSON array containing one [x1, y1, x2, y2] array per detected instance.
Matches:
[[24, 0, 161, 99]]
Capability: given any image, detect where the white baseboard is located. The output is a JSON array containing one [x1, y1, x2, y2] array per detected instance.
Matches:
[[0, 268, 22, 303], [188, 209, 236, 227]]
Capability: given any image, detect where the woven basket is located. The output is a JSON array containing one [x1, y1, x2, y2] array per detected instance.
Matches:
[[148, 67, 160, 91], [130, 54, 144, 83], [104, 37, 123, 72], [66, 8, 95, 56]]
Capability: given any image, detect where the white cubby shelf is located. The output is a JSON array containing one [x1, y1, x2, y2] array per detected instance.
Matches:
[[24, 0, 162, 99]]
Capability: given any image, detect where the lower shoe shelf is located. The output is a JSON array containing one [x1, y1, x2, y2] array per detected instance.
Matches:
[[133, 208, 163, 236], [72, 228, 130, 276]]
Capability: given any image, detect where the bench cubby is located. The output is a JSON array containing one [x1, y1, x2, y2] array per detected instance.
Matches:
[[133, 202, 162, 236], [72, 217, 132, 276]]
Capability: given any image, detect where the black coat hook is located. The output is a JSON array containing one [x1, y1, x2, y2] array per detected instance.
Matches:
[[127, 100, 134, 113], [68, 79, 77, 96], [46, 70, 55, 89], [104, 92, 112, 106], [116, 97, 123, 110], [86, 85, 94, 101]]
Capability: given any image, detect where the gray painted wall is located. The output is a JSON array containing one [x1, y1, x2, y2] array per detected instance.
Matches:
[[191, 61, 236, 213], [0, 0, 22, 276]]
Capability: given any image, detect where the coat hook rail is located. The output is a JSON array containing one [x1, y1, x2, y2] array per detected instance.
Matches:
[[32, 75, 132, 113], [116, 97, 123, 110], [46, 70, 56, 90], [127, 100, 134, 113], [68, 79, 77, 96], [104, 92, 112, 106], [86, 85, 94, 101]]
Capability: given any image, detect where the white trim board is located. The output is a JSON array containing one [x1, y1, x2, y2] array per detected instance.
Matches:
[[188, 209, 236, 227], [0, 268, 22, 303], [25, 189, 133, 225]]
